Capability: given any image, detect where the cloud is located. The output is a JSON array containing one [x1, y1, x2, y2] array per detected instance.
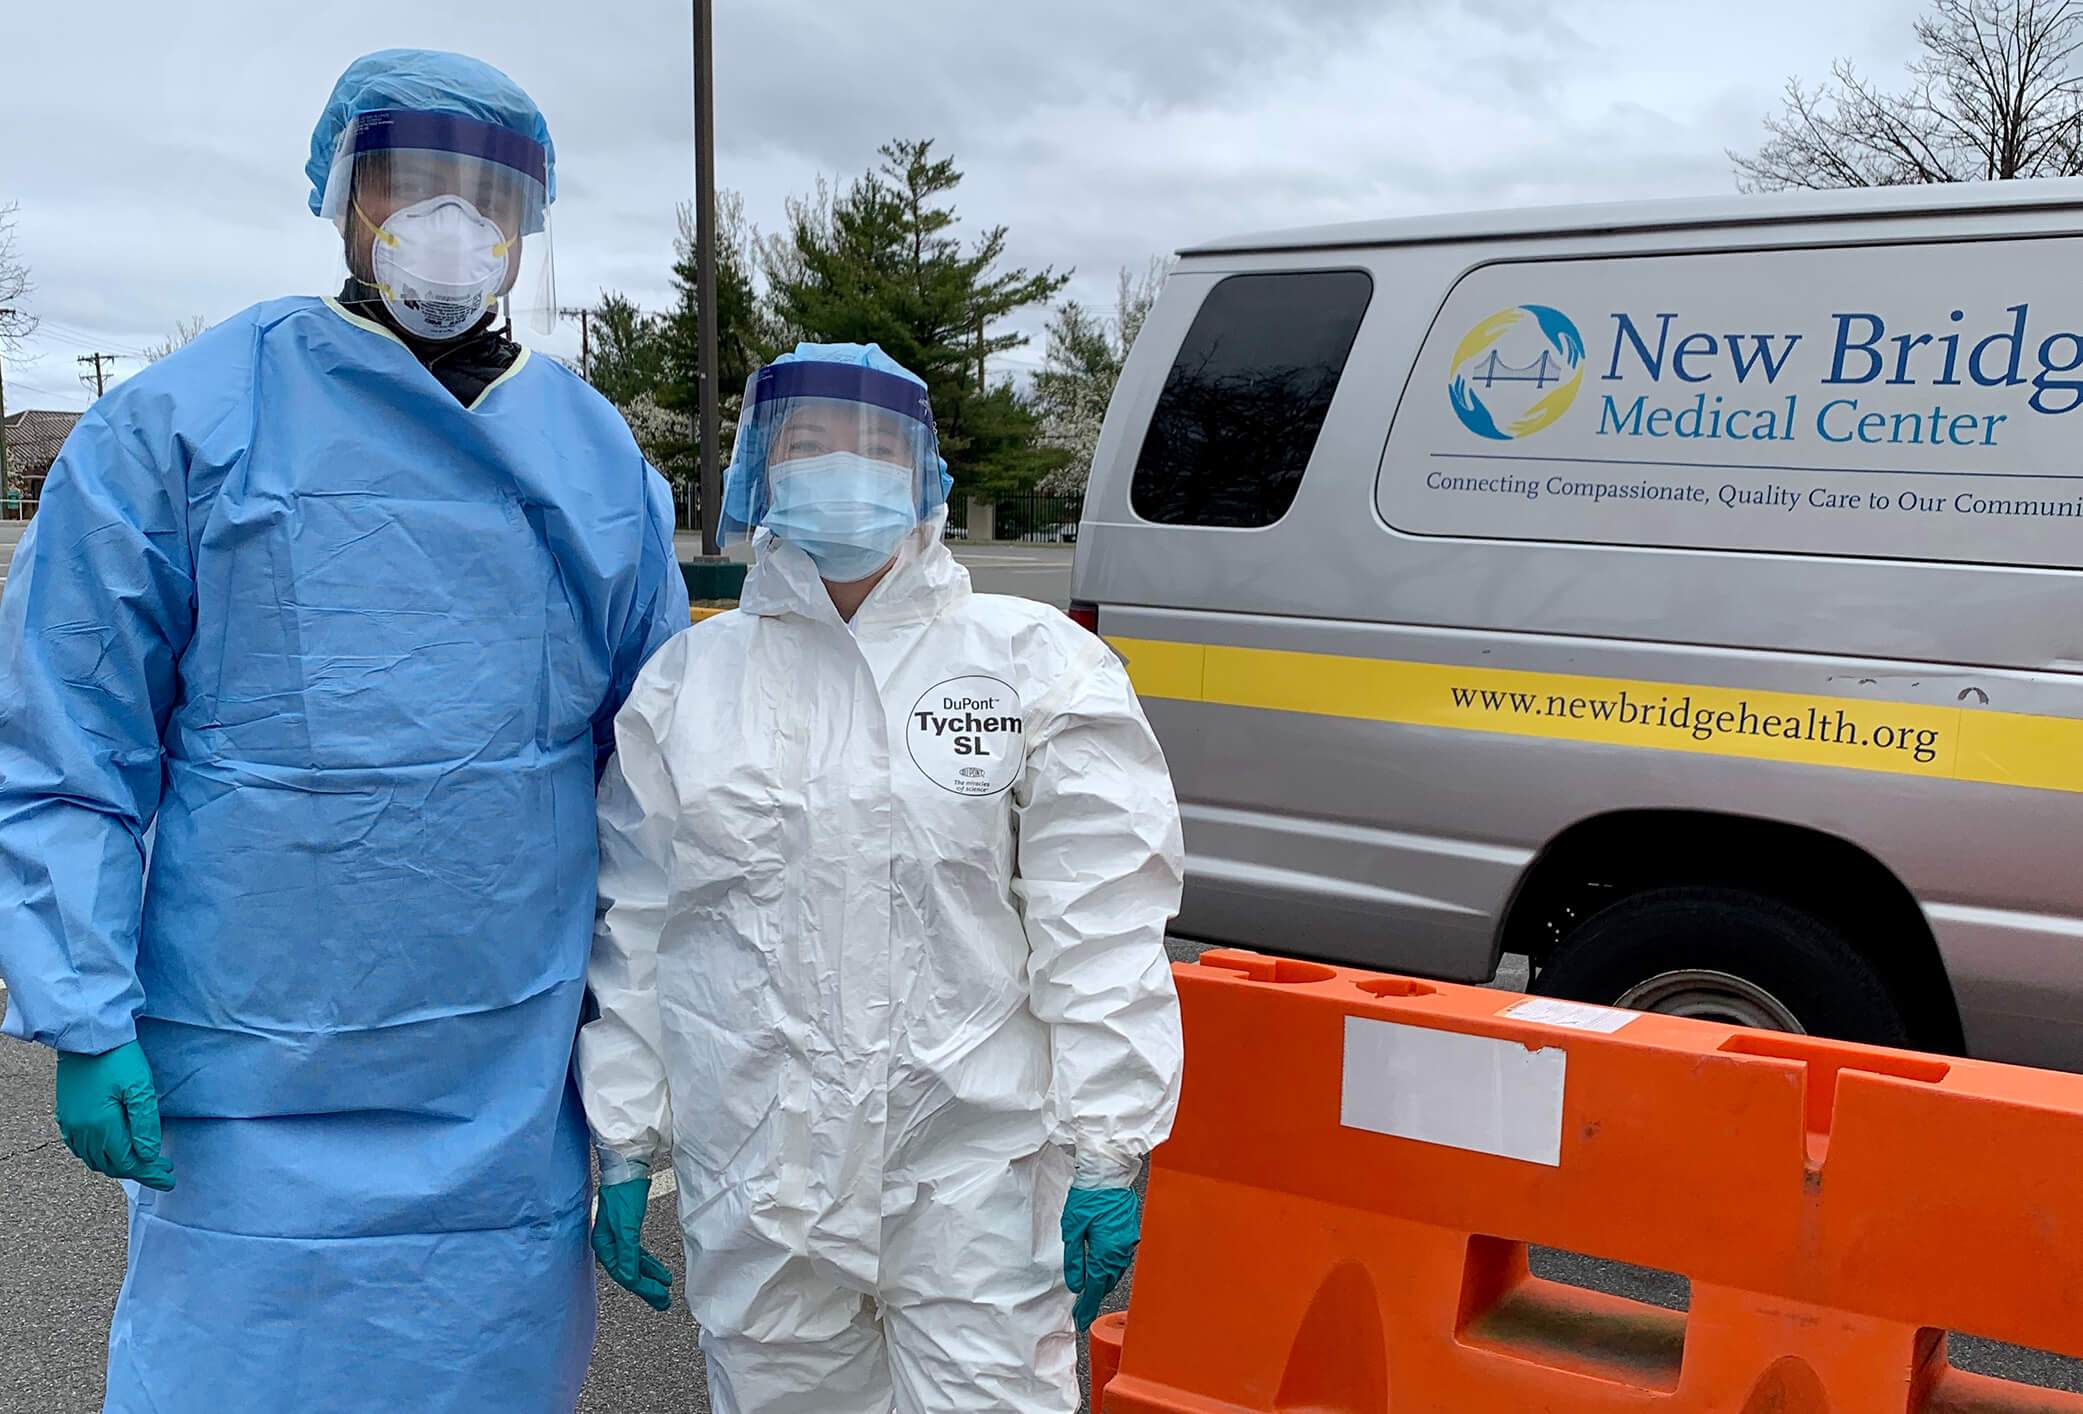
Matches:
[[2, 0, 1928, 407]]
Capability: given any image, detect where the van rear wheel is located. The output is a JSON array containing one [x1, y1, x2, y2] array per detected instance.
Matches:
[[1530, 886, 1914, 1047]]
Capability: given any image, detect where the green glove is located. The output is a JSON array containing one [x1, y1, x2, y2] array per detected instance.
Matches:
[[1062, 1186, 1141, 1331], [54, 1041, 175, 1191], [592, 1176, 673, 1312]]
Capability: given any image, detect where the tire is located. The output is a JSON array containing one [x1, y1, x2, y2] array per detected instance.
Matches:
[[1531, 886, 1915, 1047]]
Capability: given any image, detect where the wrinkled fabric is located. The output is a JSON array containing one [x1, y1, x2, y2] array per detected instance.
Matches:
[[0, 294, 688, 1412], [579, 516, 1184, 1413], [700, 1149, 1080, 1414]]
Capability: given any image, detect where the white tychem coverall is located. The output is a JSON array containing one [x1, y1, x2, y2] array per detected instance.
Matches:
[[578, 520, 1185, 1413]]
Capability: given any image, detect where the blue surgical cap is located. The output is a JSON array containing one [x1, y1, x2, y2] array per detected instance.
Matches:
[[307, 49, 555, 217], [722, 343, 954, 542]]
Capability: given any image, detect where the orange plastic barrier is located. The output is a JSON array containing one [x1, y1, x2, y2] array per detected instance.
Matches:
[[1089, 1311, 1126, 1401], [1095, 949, 2083, 1414]]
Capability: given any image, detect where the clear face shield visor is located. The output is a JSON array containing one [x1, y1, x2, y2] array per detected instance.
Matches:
[[721, 362, 947, 557], [319, 109, 555, 338]]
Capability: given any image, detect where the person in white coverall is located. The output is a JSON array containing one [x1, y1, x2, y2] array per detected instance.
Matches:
[[576, 341, 1186, 1414]]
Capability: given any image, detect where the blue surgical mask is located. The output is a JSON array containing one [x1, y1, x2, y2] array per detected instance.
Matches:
[[763, 452, 920, 583]]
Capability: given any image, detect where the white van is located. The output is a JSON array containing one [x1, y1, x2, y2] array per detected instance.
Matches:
[[1072, 180, 2083, 1066]]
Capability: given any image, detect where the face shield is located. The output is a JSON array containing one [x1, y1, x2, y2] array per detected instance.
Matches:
[[722, 360, 948, 582], [319, 108, 555, 339]]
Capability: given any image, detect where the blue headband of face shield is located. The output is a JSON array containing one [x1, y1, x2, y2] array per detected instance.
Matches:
[[721, 361, 952, 544], [320, 109, 551, 237]]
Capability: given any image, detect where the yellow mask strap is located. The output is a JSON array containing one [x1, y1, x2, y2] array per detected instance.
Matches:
[[353, 201, 399, 250], [354, 200, 515, 258]]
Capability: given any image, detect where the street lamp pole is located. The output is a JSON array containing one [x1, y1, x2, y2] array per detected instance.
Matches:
[[693, 0, 721, 557]]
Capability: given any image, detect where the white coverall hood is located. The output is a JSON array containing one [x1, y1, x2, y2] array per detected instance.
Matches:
[[579, 520, 1185, 1413]]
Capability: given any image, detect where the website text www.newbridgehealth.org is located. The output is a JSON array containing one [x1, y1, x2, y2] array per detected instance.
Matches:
[[1447, 679, 1942, 765], [1424, 470, 2083, 519]]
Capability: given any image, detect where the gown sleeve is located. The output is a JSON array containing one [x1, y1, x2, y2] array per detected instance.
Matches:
[[593, 463, 690, 778], [1015, 626, 1186, 1189], [0, 406, 196, 1053], [577, 633, 690, 1184]]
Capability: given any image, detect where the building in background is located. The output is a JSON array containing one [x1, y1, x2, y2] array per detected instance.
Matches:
[[2, 409, 81, 519]]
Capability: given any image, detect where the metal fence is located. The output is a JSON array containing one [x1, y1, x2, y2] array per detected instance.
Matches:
[[993, 491, 1084, 543], [943, 491, 1084, 543]]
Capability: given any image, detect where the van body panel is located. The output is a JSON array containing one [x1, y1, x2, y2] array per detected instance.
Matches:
[[1924, 903, 2083, 1068], [1181, 178, 2083, 256], [1077, 183, 2083, 1067]]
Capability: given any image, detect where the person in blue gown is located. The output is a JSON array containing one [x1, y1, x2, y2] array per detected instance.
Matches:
[[0, 48, 688, 1412]]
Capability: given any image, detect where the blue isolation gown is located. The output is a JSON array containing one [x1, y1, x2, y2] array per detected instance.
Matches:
[[0, 296, 689, 1411]]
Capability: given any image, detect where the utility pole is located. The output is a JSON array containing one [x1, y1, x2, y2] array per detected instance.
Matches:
[[558, 306, 592, 381], [0, 311, 11, 518], [693, 0, 721, 557], [77, 351, 120, 398]]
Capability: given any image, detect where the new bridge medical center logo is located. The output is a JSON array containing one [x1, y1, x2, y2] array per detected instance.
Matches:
[[1448, 305, 1585, 440]]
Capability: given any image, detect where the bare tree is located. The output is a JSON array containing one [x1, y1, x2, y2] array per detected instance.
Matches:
[[1733, 0, 2083, 189], [755, 177, 831, 349], [144, 315, 208, 362], [0, 204, 38, 515]]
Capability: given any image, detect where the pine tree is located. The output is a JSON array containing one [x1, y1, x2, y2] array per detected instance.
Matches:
[[659, 193, 764, 422], [766, 140, 1068, 496], [584, 293, 666, 409]]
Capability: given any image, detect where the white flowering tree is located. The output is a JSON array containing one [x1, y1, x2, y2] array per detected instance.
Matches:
[[1033, 260, 1166, 495], [617, 393, 736, 528]]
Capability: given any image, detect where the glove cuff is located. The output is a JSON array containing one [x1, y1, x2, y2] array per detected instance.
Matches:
[[596, 1149, 652, 1189], [1071, 1143, 1144, 1189]]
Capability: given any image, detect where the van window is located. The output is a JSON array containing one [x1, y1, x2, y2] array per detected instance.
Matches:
[[1130, 270, 1372, 528]]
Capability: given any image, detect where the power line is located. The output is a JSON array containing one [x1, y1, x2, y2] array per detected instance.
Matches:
[[77, 352, 121, 398], [28, 318, 153, 359], [5, 375, 80, 397]]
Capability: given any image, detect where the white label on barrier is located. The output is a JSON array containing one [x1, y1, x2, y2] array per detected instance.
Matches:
[[1341, 1016, 1567, 1167], [1501, 997, 1640, 1034]]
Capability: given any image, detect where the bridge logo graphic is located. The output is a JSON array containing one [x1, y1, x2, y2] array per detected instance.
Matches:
[[1447, 305, 1585, 440]]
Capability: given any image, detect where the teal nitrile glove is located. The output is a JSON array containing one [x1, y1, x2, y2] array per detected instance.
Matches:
[[1062, 1186, 1141, 1332], [593, 1177, 673, 1312], [54, 1042, 175, 1192]]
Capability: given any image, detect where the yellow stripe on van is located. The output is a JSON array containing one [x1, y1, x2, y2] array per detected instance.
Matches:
[[1108, 636, 1207, 702], [1108, 637, 2083, 796]]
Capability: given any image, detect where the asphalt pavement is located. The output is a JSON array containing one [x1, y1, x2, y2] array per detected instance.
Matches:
[[946, 542, 1076, 608], [0, 519, 25, 593]]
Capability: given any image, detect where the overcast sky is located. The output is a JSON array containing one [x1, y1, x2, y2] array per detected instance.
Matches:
[[2, 0, 1926, 412]]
